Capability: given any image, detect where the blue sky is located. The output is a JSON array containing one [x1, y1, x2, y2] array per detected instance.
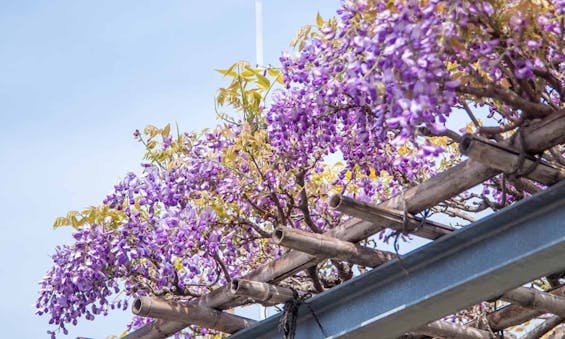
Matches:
[[0, 1, 340, 338]]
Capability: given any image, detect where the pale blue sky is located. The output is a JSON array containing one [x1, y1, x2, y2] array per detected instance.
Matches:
[[0, 1, 340, 338]]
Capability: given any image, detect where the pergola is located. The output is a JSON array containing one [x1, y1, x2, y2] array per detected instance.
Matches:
[[123, 113, 565, 338]]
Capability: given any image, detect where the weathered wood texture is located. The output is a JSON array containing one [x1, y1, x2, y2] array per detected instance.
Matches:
[[487, 285, 565, 331], [416, 320, 495, 339], [126, 113, 565, 338], [328, 194, 455, 239], [501, 287, 565, 318], [460, 134, 565, 186], [274, 226, 395, 267], [521, 316, 563, 339], [229, 279, 298, 306], [131, 297, 255, 334]]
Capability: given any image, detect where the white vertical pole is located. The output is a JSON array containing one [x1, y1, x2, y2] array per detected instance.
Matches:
[[255, 0, 264, 67], [256, 0, 266, 321]]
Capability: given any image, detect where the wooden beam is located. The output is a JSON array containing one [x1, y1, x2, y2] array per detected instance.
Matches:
[[460, 134, 565, 186], [229, 279, 298, 306], [486, 285, 565, 331], [273, 226, 395, 267], [131, 297, 256, 334], [328, 195, 455, 239], [416, 320, 495, 339], [501, 287, 565, 318], [522, 315, 562, 339]]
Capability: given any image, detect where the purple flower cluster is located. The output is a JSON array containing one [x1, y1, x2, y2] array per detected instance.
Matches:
[[267, 0, 564, 179], [38, 1, 564, 337], [268, 0, 459, 180], [37, 124, 349, 337]]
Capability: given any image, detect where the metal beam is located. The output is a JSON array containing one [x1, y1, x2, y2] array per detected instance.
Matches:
[[230, 181, 565, 339]]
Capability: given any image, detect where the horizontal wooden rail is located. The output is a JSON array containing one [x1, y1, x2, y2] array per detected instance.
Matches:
[[328, 194, 455, 239], [273, 226, 395, 267], [460, 134, 565, 186], [229, 279, 298, 306], [501, 286, 565, 318], [132, 297, 255, 334], [522, 315, 563, 339], [482, 284, 565, 331], [417, 320, 495, 339]]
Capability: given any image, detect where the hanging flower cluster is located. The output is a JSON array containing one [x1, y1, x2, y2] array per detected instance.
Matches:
[[37, 0, 564, 337], [267, 0, 563, 179]]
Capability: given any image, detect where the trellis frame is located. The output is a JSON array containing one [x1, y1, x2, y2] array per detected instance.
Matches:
[[124, 113, 565, 338]]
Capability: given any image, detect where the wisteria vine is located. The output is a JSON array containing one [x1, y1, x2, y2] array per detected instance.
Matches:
[[37, 0, 564, 337]]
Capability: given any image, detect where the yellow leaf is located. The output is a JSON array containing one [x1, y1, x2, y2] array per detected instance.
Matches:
[[146, 140, 157, 150], [215, 68, 237, 77], [316, 12, 324, 28], [267, 68, 280, 77], [162, 123, 171, 137], [241, 70, 255, 78], [276, 74, 284, 85], [448, 37, 465, 51], [398, 145, 410, 156], [143, 125, 159, 138], [53, 217, 69, 228], [255, 73, 270, 90]]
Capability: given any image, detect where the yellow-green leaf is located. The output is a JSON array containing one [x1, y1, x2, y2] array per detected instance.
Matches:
[[316, 12, 324, 28], [53, 217, 69, 228], [215, 68, 237, 77], [255, 73, 270, 90], [143, 125, 159, 138], [146, 140, 157, 150], [162, 123, 171, 137]]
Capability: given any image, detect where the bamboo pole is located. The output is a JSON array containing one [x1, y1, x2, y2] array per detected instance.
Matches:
[[328, 194, 455, 239], [229, 279, 298, 306], [273, 226, 395, 267], [416, 320, 495, 339], [521, 315, 562, 339], [501, 287, 565, 318], [460, 134, 565, 186], [127, 113, 565, 338], [548, 326, 565, 338], [487, 285, 565, 331], [131, 297, 256, 334]]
